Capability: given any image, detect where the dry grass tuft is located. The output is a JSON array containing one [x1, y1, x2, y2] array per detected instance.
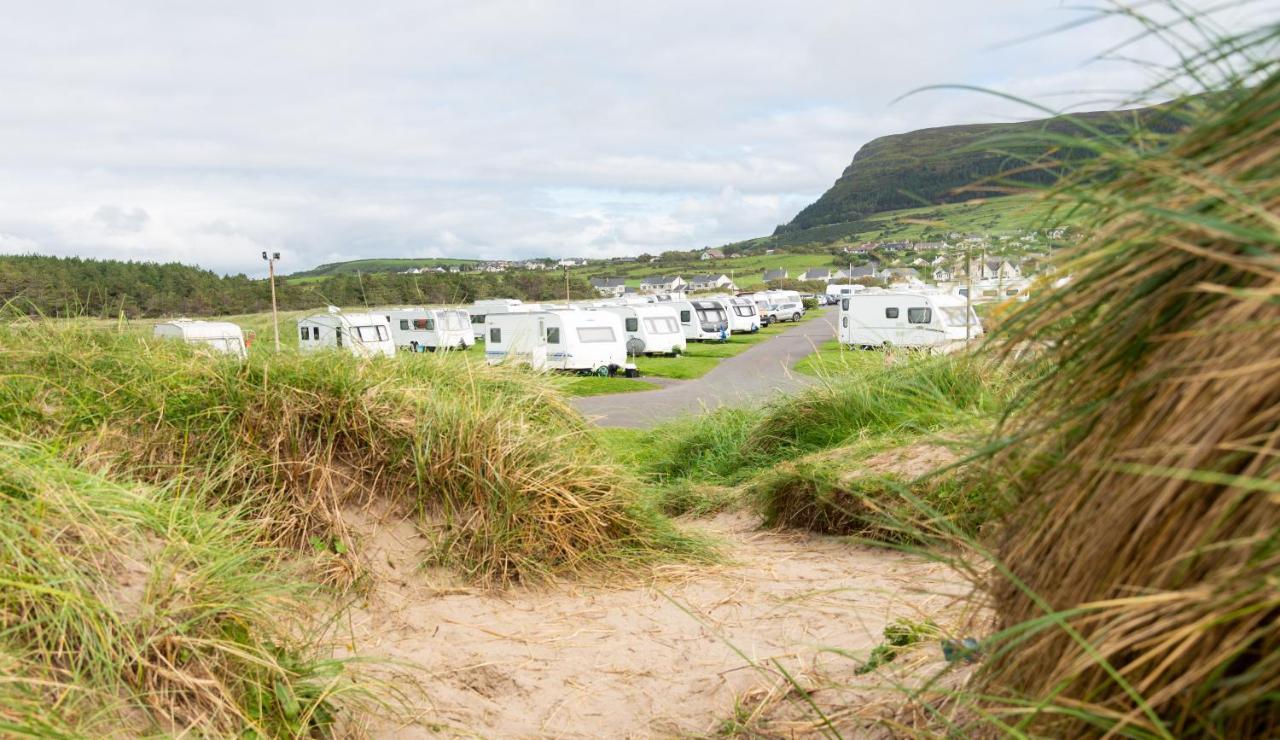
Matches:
[[0, 323, 700, 587], [976, 40, 1280, 738]]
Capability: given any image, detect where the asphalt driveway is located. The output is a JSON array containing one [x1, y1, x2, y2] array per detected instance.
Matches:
[[572, 307, 837, 427]]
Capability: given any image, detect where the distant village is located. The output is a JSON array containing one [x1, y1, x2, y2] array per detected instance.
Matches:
[[397, 227, 1071, 298]]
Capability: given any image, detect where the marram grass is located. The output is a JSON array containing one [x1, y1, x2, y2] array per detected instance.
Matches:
[[963, 22, 1280, 740], [0, 438, 360, 736], [0, 321, 704, 587]]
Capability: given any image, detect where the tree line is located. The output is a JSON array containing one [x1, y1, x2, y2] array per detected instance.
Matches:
[[0, 255, 598, 318]]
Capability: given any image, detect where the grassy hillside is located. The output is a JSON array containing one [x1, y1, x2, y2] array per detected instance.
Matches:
[[779, 100, 1193, 235], [288, 257, 482, 279]]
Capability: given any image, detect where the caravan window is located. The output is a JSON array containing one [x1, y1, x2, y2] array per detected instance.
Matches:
[[356, 325, 386, 342], [696, 307, 725, 323], [300, 326, 310, 341], [643, 317, 678, 334], [841, 298, 849, 311], [733, 305, 755, 317], [885, 307, 899, 319], [680, 310, 691, 323], [908, 307, 932, 324], [546, 327, 560, 344], [472, 314, 485, 324], [399, 320, 411, 330], [625, 318, 638, 332], [424, 319, 435, 330], [489, 327, 501, 343], [577, 327, 616, 343]]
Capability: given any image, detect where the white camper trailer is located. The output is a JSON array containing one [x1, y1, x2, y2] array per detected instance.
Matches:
[[716, 296, 761, 334], [484, 310, 636, 375], [825, 283, 865, 300], [153, 320, 248, 358], [382, 307, 475, 351], [297, 311, 395, 358], [838, 289, 982, 349], [669, 300, 731, 342], [598, 304, 686, 356], [466, 299, 539, 340]]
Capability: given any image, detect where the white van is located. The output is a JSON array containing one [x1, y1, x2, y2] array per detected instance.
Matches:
[[484, 310, 636, 375], [153, 320, 248, 358], [597, 304, 686, 356], [382, 307, 475, 351], [297, 311, 395, 358], [838, 290, 981, 349], [467, 299, 540, 340], [670, 300, 731, 342]]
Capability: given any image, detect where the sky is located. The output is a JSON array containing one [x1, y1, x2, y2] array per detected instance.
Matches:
[[0, 1, 1269, 275]]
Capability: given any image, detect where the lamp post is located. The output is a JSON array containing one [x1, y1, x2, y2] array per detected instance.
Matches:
[[262, 251, 281, 352]]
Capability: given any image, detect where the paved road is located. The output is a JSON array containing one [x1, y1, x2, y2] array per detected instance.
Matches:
[[572, 307, 837, 427]]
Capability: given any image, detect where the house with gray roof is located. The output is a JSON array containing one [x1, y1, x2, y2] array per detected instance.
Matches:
[[687, 273, 736, 291], [762, 268, 788, 283], [802, 267, 832, 282], [639, 275, 687, 294], [589, 277, 628, 297]]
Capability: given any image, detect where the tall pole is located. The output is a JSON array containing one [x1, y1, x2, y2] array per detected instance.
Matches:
[[563, 264, 570, 303], [263, 251, 281, 352], [964, 244, 973, 342]]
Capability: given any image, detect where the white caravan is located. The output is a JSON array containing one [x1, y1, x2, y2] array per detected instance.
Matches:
[[713, 296, 761, 334], [297, 311, 395, 358], [484, 310, 634, 375], [838, 290, 982, 349], [381, 307, 475, 351], [466, 299, 539, 340], [153, 320, 248, 358], [669, 300, 731, 342], [825, 283, 865, 300], [597, 304, 686, 356]]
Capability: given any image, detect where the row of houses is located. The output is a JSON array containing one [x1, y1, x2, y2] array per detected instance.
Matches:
[[588, 273, 738, 297], [770, 257, 1023, 285]]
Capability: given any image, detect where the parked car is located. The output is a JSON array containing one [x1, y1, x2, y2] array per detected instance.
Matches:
[[765, 300, 806, 323]]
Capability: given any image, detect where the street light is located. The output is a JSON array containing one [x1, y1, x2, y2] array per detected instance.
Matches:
[[262, 251, 281, 352]]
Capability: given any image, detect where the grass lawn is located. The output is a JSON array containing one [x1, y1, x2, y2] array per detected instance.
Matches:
[[793, 338, 886, 377], [560, 376, 659, 397]]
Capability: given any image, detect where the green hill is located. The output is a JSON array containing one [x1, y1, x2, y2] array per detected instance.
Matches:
[[288, 257, 482, 279], [778, 100, 1194, 235]]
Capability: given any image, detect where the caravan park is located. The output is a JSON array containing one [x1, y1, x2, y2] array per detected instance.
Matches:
[[0, 3, 1277, 738]]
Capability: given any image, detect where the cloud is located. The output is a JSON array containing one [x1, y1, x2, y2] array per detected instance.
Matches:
[[0, 0, 1257, 275], [93, 205, 150, 233]]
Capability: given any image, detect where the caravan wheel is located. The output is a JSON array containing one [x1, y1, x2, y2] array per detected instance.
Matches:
[[594, 366, 609, 377]]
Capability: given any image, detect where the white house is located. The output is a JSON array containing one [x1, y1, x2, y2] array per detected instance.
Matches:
[[801, 267, 832, 282], [639, 275, 687, 294], [687, 273, 736, 291], [589, 277, 628, 297], [700, 249, 725, 261]]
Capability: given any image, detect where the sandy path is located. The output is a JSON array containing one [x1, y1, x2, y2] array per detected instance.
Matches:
[[342, 510, 963, 738]]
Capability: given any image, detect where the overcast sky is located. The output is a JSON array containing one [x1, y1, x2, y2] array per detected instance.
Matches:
[[0, 1, 1266, 275]]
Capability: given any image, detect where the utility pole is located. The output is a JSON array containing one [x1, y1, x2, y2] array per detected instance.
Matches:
[[964, 244, 973, 342], [262, 251, 281, 352], [563, 264, 570, 304]]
